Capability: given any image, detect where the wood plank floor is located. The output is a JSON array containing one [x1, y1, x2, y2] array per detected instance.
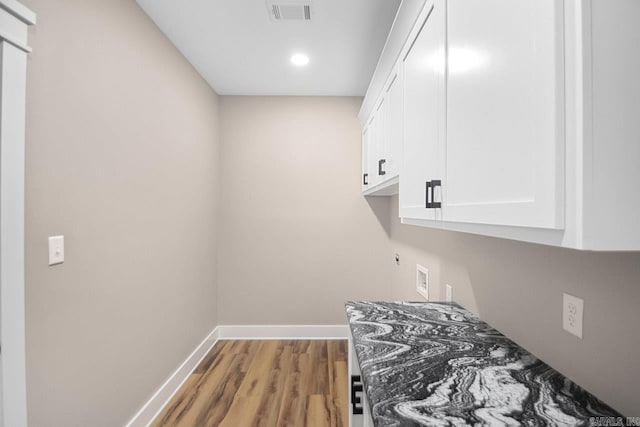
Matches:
[[152, 340, 348, 427]]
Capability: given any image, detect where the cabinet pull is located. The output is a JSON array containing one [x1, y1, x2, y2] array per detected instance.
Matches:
[[425, 180, 442, 209], [363, 173, 368, 186], [378, 159, 386, 176], [430, 180, 442, 208], [350, 375, 364, 415]]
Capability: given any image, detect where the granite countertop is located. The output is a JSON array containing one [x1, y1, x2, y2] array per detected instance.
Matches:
[[346, 301, 622, 426]]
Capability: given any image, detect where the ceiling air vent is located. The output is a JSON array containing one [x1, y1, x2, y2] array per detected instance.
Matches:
[[267, 2, 311, 21]]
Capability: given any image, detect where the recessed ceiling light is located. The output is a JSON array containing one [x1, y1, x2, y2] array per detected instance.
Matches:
[[290, 53, 310, 67]]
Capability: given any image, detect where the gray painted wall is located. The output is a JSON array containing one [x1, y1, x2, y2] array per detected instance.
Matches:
[[217, 96, 393, 325], [22, 0, 220, 425]]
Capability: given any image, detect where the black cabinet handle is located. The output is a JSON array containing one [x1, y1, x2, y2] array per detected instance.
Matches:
[[378, 159, 386, 176], [425, 180, 442, 209], [351, 375, 364, 415], [425, 181, 431, 208], [363, 173, 368, 186]]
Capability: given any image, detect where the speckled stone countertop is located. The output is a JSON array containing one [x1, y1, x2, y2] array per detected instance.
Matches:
[[346, 301, 622, 426]]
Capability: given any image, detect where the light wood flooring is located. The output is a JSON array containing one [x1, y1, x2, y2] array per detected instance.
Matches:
[[151, 339, 349, 427]]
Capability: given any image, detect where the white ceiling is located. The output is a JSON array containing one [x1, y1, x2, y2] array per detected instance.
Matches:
[[136, 0, 401, 96]]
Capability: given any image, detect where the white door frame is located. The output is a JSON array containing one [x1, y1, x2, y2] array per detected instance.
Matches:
[[0, 1, 35, 426]]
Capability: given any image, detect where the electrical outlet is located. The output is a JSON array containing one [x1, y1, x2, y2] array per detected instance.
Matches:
[[445, 284, 453, 302], [416, 264, 429, 300], [562, 293, 584, 339]]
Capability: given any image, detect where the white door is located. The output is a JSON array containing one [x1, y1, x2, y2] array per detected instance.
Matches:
[[0, 2, 35, 423], [399, 0, 446, 221], [442, 0, 565, 229], [0, 296, 3, 427], [0, 38, 29, 427]]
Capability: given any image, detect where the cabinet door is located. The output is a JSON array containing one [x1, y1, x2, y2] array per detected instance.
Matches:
[[384, 70, 402, 179], [442, 0, 564, 229], [362, 392, 374, 427], [362, 126, 370, 192], [366, 115, 378, 188], [369, 102, 385, 187], [399, 1, 446, 221], [349, 338, 364, 427]]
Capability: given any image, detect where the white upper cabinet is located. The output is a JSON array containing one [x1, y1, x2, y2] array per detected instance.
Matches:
[[442, 0, 564, 229], [361, 94, 401, 195], [399, 1, 446, 221], [360, 60, 402, 196], [360, 0, 640, 250]]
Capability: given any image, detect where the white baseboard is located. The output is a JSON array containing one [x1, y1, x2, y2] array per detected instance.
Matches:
[[217, 324, 350, 340], [125, 327, 220, 427], [124, 324, 349, 427]]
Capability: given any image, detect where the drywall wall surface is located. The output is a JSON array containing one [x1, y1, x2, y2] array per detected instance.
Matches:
[[22, 0, 220, 425], [218, 96, 393, 325], [389, 195, 640, 415]]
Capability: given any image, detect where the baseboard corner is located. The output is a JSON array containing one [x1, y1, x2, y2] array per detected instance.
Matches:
[[125, 325, 219, 427]]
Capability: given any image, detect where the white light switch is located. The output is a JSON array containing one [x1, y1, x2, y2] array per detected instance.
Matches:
[[48, 235, 64, 266]]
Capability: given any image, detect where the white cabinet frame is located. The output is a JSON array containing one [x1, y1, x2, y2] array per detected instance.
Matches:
[[0, 1, 35, 426]]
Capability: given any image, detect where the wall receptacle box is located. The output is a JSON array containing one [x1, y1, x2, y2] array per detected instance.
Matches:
[[416, 264, 429, 300], [445, 284, 453, 302]]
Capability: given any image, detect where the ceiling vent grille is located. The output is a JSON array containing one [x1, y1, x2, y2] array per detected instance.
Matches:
[[267, 2, 311, 21]]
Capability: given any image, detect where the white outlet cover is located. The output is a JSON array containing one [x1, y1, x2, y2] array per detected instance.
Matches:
[[416, 264, 429, 300], [562, 293, 584, 339], [48, 235, 65, 266], [445, 284, 453, 302]]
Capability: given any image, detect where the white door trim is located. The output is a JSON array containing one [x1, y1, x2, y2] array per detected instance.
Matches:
[[0, 2, 34, 427], [0, 0, 36, 25]]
